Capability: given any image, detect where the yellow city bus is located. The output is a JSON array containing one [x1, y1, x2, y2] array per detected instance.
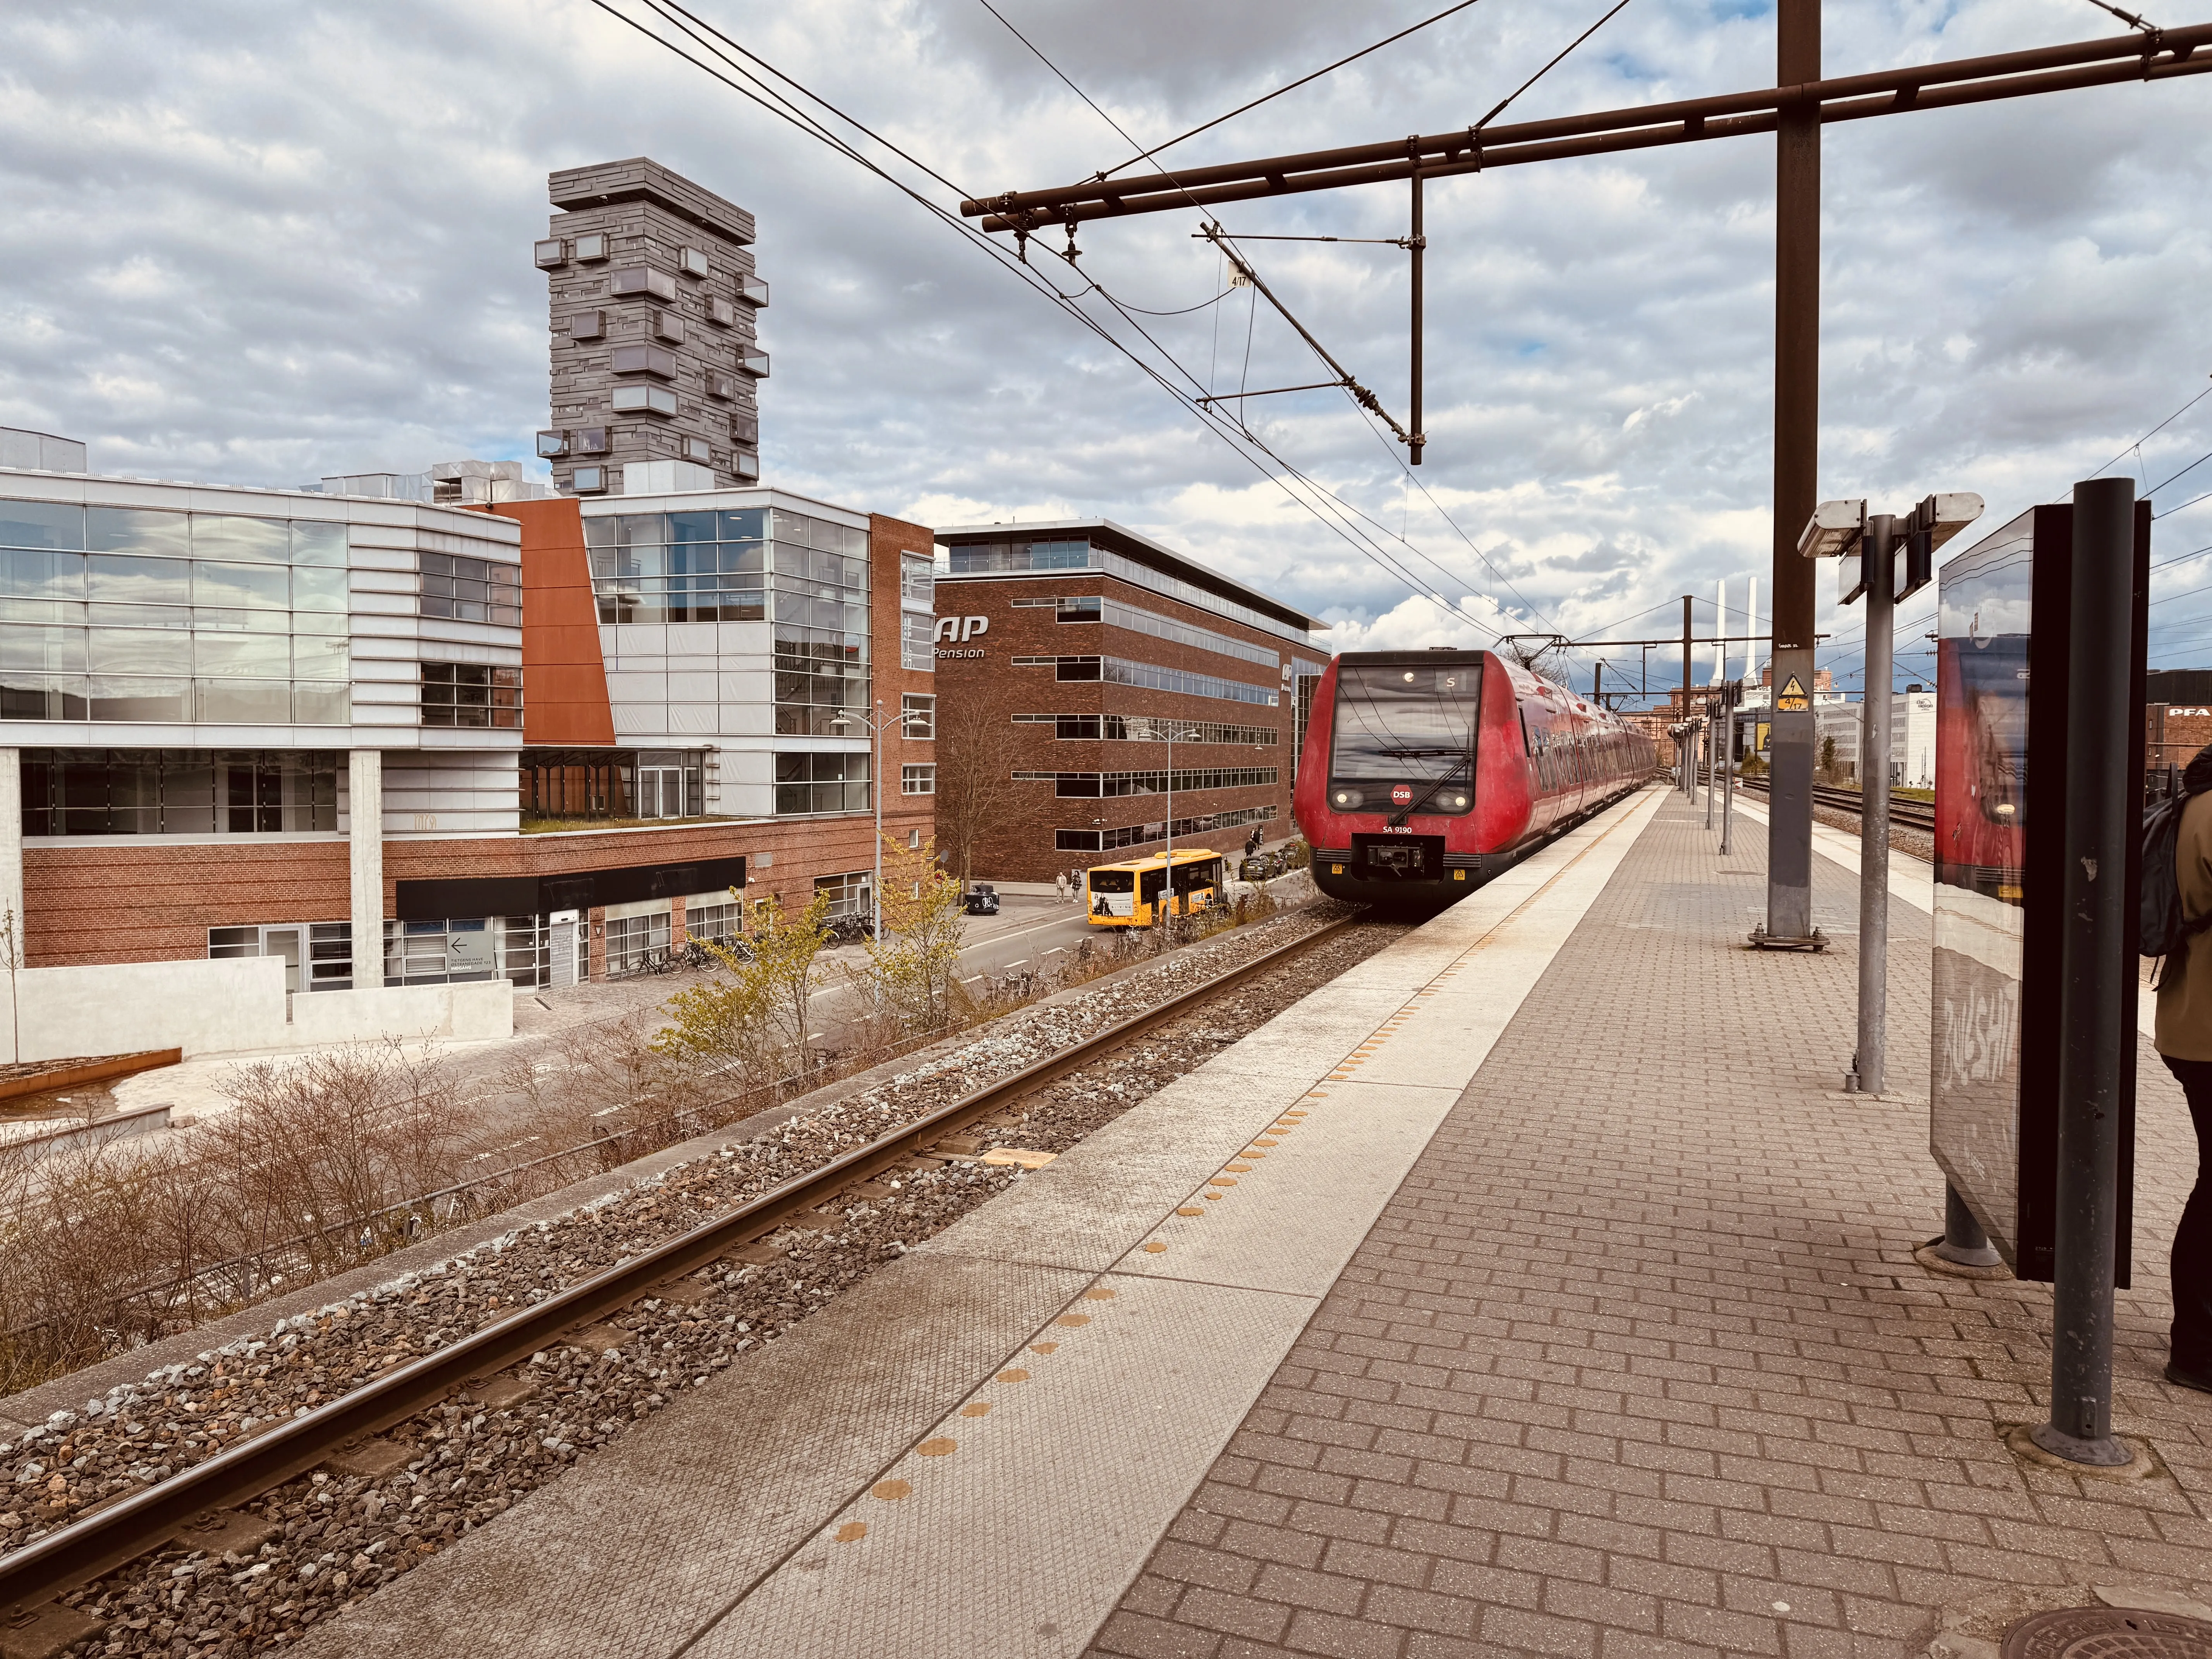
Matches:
[[1084, 848, 1226, 927]]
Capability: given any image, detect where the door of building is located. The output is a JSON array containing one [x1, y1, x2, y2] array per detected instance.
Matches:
[[638, 767, 683, 818], [548, 910, 586, 988]]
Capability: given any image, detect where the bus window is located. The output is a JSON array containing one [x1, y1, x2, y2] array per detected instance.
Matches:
[[1139, 867, 1166, 906], [1172, 857, 1221, 893]]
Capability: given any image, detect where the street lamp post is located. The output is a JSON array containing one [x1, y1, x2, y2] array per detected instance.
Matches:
[[1162, 725, 1202, 914], [832, 698, 916, 936]]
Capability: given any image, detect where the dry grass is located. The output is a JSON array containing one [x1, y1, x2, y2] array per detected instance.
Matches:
[[0, 888, 1312, 1395]]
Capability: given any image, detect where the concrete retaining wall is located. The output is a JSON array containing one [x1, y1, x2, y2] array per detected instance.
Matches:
[[0, 962, 514, 1061]]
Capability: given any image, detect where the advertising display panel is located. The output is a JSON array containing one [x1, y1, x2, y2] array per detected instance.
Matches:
[[1930, 503, 2147, 1281]]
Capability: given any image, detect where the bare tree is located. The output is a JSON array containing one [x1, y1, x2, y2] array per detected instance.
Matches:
[[933, 699, 1029, 888]]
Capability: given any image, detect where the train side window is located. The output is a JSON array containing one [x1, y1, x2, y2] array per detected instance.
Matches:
[[1520, 710, 1533, 756]]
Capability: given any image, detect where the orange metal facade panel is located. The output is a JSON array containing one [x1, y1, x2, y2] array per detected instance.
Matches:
[[491, 497, 616, 747]]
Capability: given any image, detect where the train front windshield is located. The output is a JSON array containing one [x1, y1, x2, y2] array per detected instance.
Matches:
[[1327, 658, 1481, 815]]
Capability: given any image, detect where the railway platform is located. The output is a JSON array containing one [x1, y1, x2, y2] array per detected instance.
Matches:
[[285, 785, 2210, 1659]]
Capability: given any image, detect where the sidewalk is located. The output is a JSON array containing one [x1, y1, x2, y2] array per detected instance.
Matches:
[[1091, 790, 2212, 1659]]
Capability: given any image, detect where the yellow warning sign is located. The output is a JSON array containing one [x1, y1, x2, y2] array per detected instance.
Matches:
[[1756, 721, 1772, 752], [1775, 674, 1810, 713]]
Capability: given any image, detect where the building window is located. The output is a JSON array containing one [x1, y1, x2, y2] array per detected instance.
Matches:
[[421, 662, 521, 728], [680, 436, 712, 465], [651, 310, 684, 344], [610, 343, 679, 379], [1015, 766, 1279, 797], [901, 552, 934, 613], [521, 747, 702, 823], [707, 372, 737, 401], [575, 232, 609, 262], [1013, 714, 1278, 745], [611, 384, 679, 416], [208, 921, 354, 992], [1011, 654, 1278, 708], [574, 426, 610, 455], [605, 910, 672, 977], [707, 295, 738, 327], [907, 828, 922, 849], [683, 900, 742, 948], [572, 465, 607, 493], [420, 552, 522, 627], [27, 750, 339, 836], [680, 246, 712, 278], [536, 430, 570, 459], [0, 501, 352, 727], [1054, 805, 1277, 852], [534, 239, 566, 268], [610, 266, 677, 301], [733, 450, 761, 483], [902, 763, 936, 795], [379, 916, 542, 987], [901, 693, 935, 739], [569, 309, 605, 340], [776, 751, 868, 816], [814, 870, 871, 918], [900, 611, 934, 673], [729, 412, 760, 447]]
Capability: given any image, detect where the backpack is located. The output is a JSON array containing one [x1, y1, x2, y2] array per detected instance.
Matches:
[[2141, 788, 2212, 979]]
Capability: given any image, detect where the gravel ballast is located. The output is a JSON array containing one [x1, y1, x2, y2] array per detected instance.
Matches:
[[2, 907, 1405, 1657]]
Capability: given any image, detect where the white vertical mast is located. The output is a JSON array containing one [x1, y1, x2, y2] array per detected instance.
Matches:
[[1713, 578, 1727, 684]]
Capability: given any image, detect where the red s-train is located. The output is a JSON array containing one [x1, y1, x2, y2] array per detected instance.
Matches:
[[1293, 649, 1655, 905]]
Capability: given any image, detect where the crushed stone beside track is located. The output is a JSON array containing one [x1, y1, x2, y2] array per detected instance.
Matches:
[[3, 906, 1408, 1657]]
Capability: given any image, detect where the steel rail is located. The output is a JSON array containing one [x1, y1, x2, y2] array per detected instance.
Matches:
[[1739, 776, 1936, 832], [0, 911, 1360, 1614], [965, 23, 2212, 229]]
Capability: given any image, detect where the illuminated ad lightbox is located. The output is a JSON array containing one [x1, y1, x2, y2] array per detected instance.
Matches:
[[1930, 501, 2148, 1282]]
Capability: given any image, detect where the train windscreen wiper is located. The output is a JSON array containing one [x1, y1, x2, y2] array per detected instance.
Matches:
[[1388, 754, 1470, 827]]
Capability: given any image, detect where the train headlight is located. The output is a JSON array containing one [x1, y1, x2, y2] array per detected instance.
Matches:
[[1331, 788, 1362, 809], [1448, 793, 1468, 809]]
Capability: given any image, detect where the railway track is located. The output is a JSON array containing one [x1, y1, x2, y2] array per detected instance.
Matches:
[[0, 910, 1367, 1630], [1735, 776, 1936, 834]]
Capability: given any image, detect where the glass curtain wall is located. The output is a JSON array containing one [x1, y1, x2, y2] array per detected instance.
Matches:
[[582, 506, 869, 742], [23, 750, 339, 835], [0, 501, 350, 724]]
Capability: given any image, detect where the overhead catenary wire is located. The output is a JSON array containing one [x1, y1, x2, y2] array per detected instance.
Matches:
[[967, 1, 1539, 643], [1094, 0, 1493, 179], [590, 0, 1527, 647]]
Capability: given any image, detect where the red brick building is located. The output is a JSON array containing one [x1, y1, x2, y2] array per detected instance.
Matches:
[[931, 520, 1328, 883]]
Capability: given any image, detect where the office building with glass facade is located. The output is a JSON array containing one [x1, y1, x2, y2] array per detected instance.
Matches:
[[0, 453, 934, 995], [932, 519, 1327, 883]]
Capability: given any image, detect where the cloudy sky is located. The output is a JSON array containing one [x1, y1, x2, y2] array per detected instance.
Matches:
[[1, 0, 2207, 699]]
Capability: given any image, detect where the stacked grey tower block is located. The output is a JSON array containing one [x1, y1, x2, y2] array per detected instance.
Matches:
[[536, 158, 768, 496]]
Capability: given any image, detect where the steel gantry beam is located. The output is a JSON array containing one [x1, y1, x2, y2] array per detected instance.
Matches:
[[961, 24, 2211, 230], [961, 13, 2206, 957]]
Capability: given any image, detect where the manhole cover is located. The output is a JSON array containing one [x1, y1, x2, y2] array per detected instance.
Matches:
[[2002, 1607, 2212, 1657]]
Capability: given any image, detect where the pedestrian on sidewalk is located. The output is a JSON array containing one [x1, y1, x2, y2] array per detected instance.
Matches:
[[1054, 871, 1070, 905], [2154, 741, 2212, 1394]]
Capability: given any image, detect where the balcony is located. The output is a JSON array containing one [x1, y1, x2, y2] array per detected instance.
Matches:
[[737, 348, 770, 379], [611, 266, 678, 302], [610, 343, 679, 380]]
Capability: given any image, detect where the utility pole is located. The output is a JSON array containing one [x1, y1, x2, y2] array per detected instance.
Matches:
[[1681, 594, 1693, 792], [1763, 0, 1822, 948], [1851, 515, 1895, 1094], [2034, 477, 2140, 1468]]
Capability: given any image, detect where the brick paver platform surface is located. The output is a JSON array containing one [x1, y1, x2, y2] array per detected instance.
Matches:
[[1089, 792, 2212, 1659]]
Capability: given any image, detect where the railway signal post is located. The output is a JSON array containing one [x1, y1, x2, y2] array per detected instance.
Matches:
[[1800, 492, 1980, 1097]]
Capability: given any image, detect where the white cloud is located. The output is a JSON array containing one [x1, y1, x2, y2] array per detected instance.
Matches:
[[0, 0, 2205, 693]]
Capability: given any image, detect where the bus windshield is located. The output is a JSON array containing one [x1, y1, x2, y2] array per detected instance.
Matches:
[[1330, 659, 1482, 783]]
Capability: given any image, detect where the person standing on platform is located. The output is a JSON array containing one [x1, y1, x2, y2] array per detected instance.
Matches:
[[2154, 743, 2212, 1394]]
